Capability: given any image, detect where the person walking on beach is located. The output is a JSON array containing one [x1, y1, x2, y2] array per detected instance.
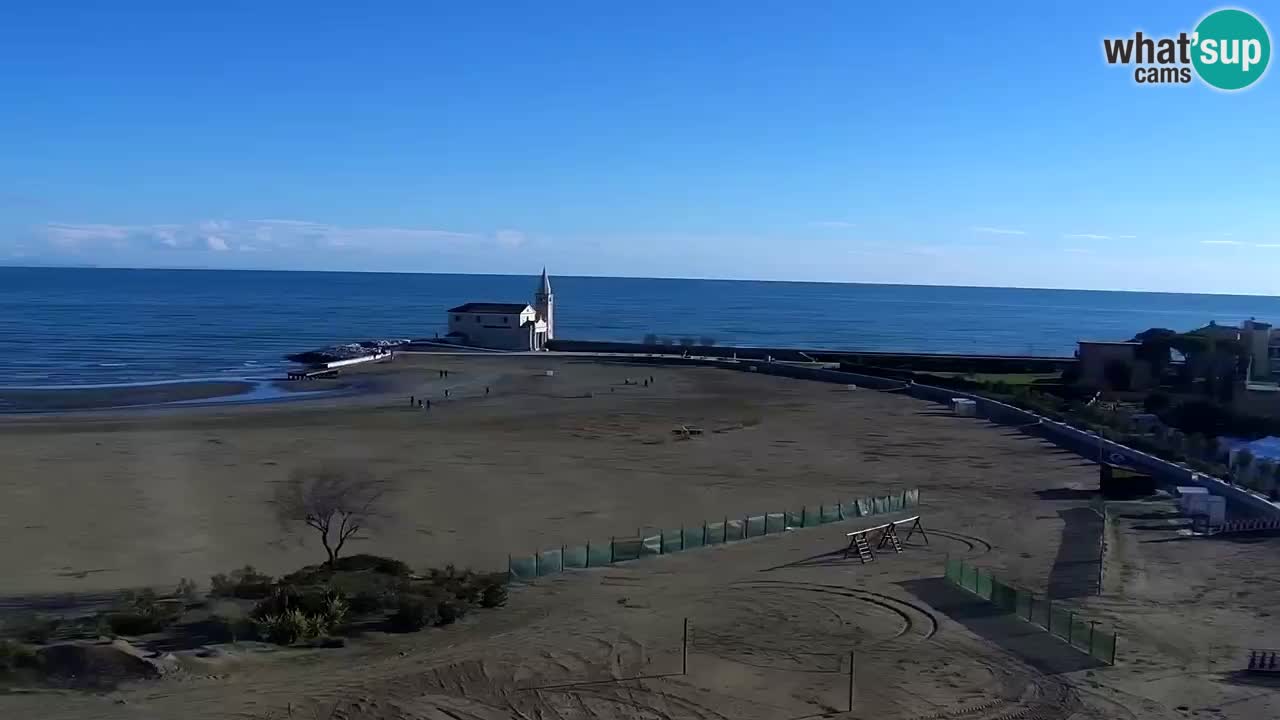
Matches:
[[444, 389, 450, 399], [485, 386, 489, 396]]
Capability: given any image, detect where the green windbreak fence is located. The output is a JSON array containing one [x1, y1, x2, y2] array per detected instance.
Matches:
[[510, 488, 920, 582], [943, 558, 1118, 665]]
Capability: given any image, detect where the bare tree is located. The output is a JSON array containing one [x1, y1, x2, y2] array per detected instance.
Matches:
[[275, 463, 394, 567]]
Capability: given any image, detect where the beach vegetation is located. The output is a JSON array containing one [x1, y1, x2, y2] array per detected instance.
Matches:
[[103, 589, 184, 636], [2, 613, 62, 645], [210, 566, 275, 599]]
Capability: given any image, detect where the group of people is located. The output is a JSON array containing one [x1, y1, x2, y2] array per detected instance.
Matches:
[[408, 370, 491, 410]]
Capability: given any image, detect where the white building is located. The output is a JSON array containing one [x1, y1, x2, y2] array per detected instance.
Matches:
[[444, 269, 555, 351]]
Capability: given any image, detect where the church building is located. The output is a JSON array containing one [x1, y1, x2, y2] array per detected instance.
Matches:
[[444, 268, 554, 351]]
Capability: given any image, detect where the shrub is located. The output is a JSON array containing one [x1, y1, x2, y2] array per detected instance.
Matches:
[[436, 600, 466, 625], [388, 594, 435, 632], [330, 554, 411, 577], [0, 640, 37, 673], [321, 594, 349, 631], [103, 589, 183, 637], [210, 566, 274, 599], [3, 614, 62, 645], [255, 609, 312, 646], [479, 582, 508, 609]]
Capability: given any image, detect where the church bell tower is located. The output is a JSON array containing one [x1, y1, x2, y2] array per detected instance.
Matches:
[[534, 267, 554, 342]]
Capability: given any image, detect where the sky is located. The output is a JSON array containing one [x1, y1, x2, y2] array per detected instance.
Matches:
[[1, 1, 1277, 293]]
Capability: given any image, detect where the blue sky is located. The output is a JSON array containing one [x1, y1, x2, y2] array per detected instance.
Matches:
[[1, 1, 1277, 293]]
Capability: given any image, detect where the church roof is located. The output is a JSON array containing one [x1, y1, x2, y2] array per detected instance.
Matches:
[[537, 267, 552, 296], [448, 302, 531, 314]]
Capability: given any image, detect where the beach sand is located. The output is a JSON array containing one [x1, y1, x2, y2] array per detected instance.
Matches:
[[1, 354, 1277, 719]]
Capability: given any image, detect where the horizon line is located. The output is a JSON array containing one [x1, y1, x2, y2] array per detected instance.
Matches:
[[0, 262, 1276, 300]]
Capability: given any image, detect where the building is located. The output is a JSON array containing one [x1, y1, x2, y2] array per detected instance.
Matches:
[[1075, 341, 1153, 390], [443, 269, 555, 351]]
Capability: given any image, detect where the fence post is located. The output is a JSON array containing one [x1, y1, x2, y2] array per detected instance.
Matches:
[[802, 506, 808, 526], [1067, 612, 1074, 645], [702, 522, 708, 546], [847, 650, 855, 712], [723, 517, 728, 543], [610, 536, 616, 563], [682, 618, 689, 675]]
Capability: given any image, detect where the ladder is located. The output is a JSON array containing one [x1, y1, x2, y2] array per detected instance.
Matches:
[[877, 524, 904, 553], [853, 532, 875, 563]]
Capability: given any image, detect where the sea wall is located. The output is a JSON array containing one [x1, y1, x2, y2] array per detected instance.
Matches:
[[547, 339, 1073, 371]]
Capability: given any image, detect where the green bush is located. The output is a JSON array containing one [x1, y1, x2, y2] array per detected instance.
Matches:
[[3, 614, 62, 645], [479, 582, 508, 608], [255, 609, 312, 646], [0, 640, 37, 673], [103, 589, 183, 636], [210, 566, 274, 599], [388, 594, 435, 632], [331, 554, 411, 577], [436, 600, 466, 625]]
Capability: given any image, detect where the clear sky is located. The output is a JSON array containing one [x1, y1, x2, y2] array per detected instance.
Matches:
[[1, 1, 1276, 293]]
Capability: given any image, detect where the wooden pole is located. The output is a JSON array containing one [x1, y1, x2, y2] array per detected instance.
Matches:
[[682, 618, 689, 675], [847, 650, 855, 712]]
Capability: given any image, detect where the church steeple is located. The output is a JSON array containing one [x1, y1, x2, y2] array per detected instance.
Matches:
[[534, 267, 554, 342]]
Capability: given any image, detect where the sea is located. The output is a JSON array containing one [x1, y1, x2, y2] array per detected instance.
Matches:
[[2, 266, 1278, 388]]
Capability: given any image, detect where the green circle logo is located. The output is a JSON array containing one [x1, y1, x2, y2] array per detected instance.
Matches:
[[1192, 8, 1271, 90]]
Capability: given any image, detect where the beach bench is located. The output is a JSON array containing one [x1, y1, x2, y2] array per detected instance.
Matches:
[[843, 516, 928, 564]]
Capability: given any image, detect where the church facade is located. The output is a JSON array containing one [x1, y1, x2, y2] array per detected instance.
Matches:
[[444, 269, 554, 351]]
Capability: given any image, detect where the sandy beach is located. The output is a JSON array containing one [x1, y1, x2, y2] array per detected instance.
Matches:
[[2, 354, 1278, 719]]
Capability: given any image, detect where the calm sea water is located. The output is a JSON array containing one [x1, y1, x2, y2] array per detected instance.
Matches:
[[2, 267, 1278, 387]]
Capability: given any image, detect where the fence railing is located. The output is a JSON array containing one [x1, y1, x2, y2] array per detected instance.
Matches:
[[943, 558, 1117, 665], [509, 489, 920, 581]]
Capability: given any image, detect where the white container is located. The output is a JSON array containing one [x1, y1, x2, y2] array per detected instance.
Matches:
[[1176, 486, 1208, 513], [544, 370, 555, 377], [1204, 496, 1226, 527], [1186, 494, 1210, 517], [952, 398, 977, 417]]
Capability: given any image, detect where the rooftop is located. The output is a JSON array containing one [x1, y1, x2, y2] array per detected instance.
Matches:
[[448, 302, 532, 314]]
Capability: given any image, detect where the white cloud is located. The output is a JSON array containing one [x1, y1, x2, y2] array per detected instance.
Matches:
[[1064, 247, 1094, 254], [1254, 243, 1280, 248], [36, 220, 501, 255], [1202, 239, 1244, 245], [810, 221, 857, 229], [1116, 234, 1138, 239], [494, 229, 526, 249], [44, 222, 133, 247], [970, 226, 1026, 235], [1063, 233, 1111, 240]]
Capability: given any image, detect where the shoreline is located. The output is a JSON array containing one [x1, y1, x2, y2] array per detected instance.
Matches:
[[0, 376, 358, 415]]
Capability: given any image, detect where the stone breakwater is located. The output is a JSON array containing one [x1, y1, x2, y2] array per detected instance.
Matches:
[[285, 339, 410, 365]]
